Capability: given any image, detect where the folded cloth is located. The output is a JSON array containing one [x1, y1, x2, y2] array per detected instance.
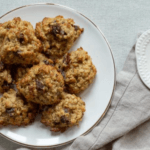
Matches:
[[18, 41, 150, 150]]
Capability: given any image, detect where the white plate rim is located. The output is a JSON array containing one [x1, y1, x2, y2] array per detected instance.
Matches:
[[135, 29, 150, 88], [0, 3, 116, 148]]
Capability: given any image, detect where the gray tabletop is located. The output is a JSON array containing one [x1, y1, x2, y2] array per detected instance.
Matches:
[[0, 0, 150, 149]]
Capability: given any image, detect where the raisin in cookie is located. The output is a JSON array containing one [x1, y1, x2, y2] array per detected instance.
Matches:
[[55, 47, 97, 94], [0, 20, 41, 65], [0, 17, 34, 52], [17, 64, 64, 105], [35, 16, 83, 57], [0, 89, 38, 126], [41, 93, 85, 132]]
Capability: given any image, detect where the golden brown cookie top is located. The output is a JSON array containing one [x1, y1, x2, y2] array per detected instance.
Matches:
[[35, 15, 83, 57], [0, 17, 41, 65], [36, 53, 54, 65], [0, 17, 33, 30], [41, 92, 85, 132], [17, 64, 64, 105], [0, 17, 34, 50], [0, 89, 38, 126], [0, 26, 41, 65], [55, 47, 97, 94]]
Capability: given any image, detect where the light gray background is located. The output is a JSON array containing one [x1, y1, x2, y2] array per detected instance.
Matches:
[[0, 0, 149, 149]]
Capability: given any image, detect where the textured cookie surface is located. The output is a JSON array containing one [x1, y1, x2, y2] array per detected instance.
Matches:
[[17, 64, 64, 105], [0, 89, 38, 126], [0, 59, 13, 93], [55, 47, 97, 94], [36, 53, 54, 65], [41, 92, 85, 132], [14, 53, 53, 82], [0, 18, 41, 65], [15, 67, 30, 82], [0, 69, 13, 93], [0, 17, 34, 51], [35, 15, 83, 57]]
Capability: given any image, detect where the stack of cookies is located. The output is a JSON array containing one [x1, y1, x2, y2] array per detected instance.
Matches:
[[0, 16, 97, 132]]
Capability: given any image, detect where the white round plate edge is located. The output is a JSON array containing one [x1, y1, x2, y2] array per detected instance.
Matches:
[[136, 29, 150, 88]]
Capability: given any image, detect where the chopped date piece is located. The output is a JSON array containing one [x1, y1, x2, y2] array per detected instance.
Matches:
[[43, 60, 50, 65], [63, 53, 70, 66], [27, 64, 33, 68], [60, 115, 70, 124], [52, 25, 61, 35], [53, 122, 60, 125], [0, 62, 4, 72], [66, 53, 70, 65], [44, 51, 51, 57], [73, 25, 79, 31], [13, 50, 22, 58], [10, 65, 18, 79], [43, 60, 54, 66], [48, 105, 53, 108], [36, 80, 44, 91], [38, 36, 44, 42], [6, 108, 15, 113], [19, 33, 24, 43]]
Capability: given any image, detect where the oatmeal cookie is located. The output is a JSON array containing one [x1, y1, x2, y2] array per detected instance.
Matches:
[[0, 89, 38, 126], [55, 47, 97, 94], [17, 64, 64, 105], [0, 20, 41, 65], [35, 16, 83, 57], [0, 17, 34, 52], [0, 17, 33, 30], [41, 93, 85, 132], [14, 54, 54, 82]]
